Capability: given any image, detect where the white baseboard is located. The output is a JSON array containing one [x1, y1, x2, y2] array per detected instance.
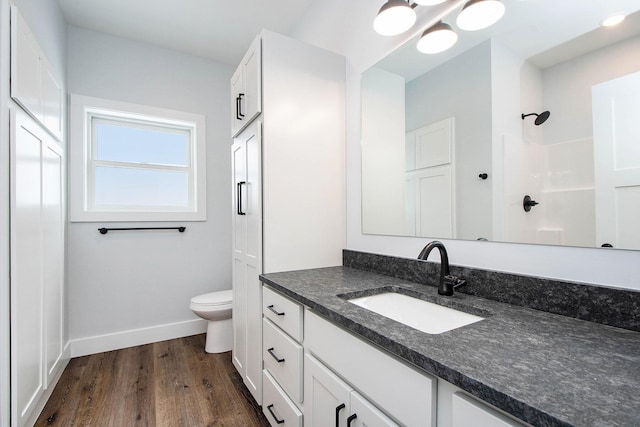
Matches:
[[69, 318, 207, 358]]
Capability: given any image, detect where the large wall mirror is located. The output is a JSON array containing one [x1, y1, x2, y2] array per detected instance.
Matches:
[[362, 0, 640, 250]]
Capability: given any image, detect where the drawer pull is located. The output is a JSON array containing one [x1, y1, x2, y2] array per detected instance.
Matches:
[[347, 413, 358, 426], [267, 347, 285, 363], [267, 404, 285, 424], [267, 304, 285, 316], [335, 403, 346, 427]]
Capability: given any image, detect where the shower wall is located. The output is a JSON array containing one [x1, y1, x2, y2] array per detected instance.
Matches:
[[532, 35, 640, 247]]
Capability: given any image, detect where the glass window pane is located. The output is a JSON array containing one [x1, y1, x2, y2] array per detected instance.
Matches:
[[94, 167, 189, 208], [94, 120, 189, 166]]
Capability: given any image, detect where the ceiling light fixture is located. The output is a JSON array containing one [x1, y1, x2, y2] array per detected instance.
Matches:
[[601, 14, 626, 27], [414, 0, 447, 5], [456, 0, 506, 31], [417, 22, 458, 54], [373, 0, 417, 36]]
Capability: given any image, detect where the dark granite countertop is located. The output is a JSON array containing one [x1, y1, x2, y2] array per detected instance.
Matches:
[[260, 266, 640, 427]]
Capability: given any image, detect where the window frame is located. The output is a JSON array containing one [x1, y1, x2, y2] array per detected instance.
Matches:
[[69, 94, 207, 222]]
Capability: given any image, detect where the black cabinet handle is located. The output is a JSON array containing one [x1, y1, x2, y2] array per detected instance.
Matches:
[[266, 404, 285, 424], [236, 96, 242, 120], [347, 413, 357, 426], [267, 347, 285, 363], [267, 305, 285, 316], [335, 403, 346, 427], [601, 243, 613, 248], [238, 93, 245, 118], [237, 181, 246, 215]]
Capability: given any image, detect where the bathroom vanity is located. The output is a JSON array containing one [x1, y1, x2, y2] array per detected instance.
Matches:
[[259, 252, 640, 427]]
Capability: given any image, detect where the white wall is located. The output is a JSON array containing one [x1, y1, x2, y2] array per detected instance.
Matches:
[[66, 26, 235, 355], [291, 0, 640, 291], [1, 0, 68, 423], [361, 67, 406, 235]]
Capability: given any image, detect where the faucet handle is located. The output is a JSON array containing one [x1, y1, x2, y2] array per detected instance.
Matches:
[[445, 275, 467, 291]]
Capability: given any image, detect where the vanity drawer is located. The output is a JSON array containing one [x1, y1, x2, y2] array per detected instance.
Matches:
[[263, 370, 303, 427], [263, 318, 303, 403], [263, 286, 303, 342]]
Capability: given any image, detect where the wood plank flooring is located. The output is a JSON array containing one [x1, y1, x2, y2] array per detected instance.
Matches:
[[35, 334, 270, 427]]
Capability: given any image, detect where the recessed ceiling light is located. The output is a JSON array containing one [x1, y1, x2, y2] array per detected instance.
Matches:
[[601, 14, 626, 27]]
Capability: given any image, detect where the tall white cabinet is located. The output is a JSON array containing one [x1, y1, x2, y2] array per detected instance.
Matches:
[[231, 30, 346, 405], [10, 108, 66, 427], [9, 6, 67, 426]]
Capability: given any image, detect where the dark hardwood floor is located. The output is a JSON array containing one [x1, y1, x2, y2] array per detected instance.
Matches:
[[35, 334, 270, 427]]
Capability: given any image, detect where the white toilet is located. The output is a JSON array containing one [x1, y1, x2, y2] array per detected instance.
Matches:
[[189, 289, 233, 353]]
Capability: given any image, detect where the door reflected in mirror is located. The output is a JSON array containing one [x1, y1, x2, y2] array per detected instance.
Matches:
[[361, 0, 640, 250]]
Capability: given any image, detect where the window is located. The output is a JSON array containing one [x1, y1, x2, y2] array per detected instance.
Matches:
[[70, 95, 206, 221]]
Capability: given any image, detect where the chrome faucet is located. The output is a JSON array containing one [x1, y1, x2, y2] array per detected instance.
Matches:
[[417, 241, 466, 296]]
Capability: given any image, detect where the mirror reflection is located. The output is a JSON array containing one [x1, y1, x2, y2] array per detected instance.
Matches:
[[362, 0, 640, 250]]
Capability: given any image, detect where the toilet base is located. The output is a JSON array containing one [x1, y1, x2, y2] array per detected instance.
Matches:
[[205, 317, 232, 353]]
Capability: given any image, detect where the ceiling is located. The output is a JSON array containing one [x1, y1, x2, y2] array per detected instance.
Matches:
[[56, 0, 315, 65]]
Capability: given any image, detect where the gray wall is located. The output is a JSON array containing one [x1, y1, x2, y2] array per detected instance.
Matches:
[[66, 26, 234, 350], [406, 41, 493, 240]]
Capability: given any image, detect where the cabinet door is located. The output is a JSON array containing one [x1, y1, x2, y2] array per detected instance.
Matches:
[[10, 108, 45, 426], [231, 121, 263, 403], [231, 138, 247, 376], [42, 142, 65, 388], [41, 63, 63, 140], [10, 6, 42, 120], [230, 65, 244, 137], [349, 392, 399, 427], [452, 393, 523, 427], [230, 35, 262, 138], [305, 354, 352, 427], [241, 35, 262, 125]]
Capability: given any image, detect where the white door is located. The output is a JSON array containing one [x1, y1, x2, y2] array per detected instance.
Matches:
[[405, 118, 455, 238], [304, 354, 352, 427], [592, 71, 640, 249]]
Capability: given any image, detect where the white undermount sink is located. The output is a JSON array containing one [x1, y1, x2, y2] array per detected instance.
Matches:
[[348, 292, 484, 334]]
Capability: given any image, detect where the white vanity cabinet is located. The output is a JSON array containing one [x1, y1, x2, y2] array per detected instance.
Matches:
[[231, 30, 345, 406], [230, 35, 261, 137]]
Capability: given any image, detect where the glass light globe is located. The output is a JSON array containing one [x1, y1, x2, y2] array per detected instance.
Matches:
[[456, 0, 505, 31], [417, 22, 458, 54], [374, 0, 417, 36], [414, 0, 447, 5]]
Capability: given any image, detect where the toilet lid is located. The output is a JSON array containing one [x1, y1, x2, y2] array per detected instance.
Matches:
[[191, 290, 233, 306]]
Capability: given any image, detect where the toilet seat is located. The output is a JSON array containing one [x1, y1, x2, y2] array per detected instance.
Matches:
[[190, 290, 233, 309]]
